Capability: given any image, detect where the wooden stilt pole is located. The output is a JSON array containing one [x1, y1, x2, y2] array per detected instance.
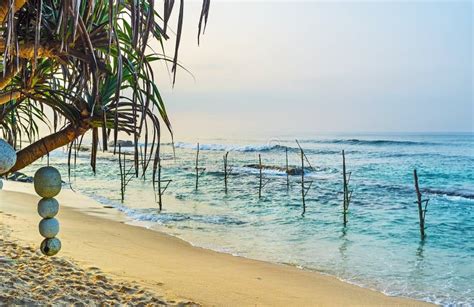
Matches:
[[342, 150, 348, 225], [224, 151, 229, 194], [119, 145, 124, 202], [158, 157, 162, 211], [301, 149, 305, 216], [140, 146, 146, 181], [154, 146, 172, 211], [259, 154, 263, 199], [195, 143, 200, 190], [414, 169, 428, 239], [286, 147, 289, 190]]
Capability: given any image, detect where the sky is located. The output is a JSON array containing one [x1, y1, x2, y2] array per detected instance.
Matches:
[[153, 0, 473, 140]]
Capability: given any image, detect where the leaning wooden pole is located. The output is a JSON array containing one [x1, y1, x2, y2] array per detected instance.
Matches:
[[258, 154, 263, 199], [195, 143, 200, 190], [414, 169, 425, 239], [223, 151, 229, 194], [342, 150, 348, 225], [301, 149, 305, 216], [285, 147, 289, 190], [140, 146, 146, 181], [118, 145, 124, 202], [157, 157, 162, 211]]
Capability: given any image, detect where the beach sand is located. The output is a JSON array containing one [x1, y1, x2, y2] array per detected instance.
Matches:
[[0, 222, 193, 305], [0, 181, 431, 306]]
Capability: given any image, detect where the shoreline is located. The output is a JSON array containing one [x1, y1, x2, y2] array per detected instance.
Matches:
[[0, 181, 432, 306]]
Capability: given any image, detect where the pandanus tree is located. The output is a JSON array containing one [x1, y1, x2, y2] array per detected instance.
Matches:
[[0, 0, 210, 179]]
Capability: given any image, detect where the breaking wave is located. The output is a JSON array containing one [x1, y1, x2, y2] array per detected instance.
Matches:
[[422, 188, 474, 200], [298, 139, 440, 146], [174, 142, 291, 152]]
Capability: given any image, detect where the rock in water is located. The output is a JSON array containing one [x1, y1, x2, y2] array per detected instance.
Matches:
[[34, 166, 62, 198], [0, 139, 17, 174], [37, 198, 59, 218], [39, 218, 60, 238], [108, 140, 134, 147], [40, 238, 61, 256]]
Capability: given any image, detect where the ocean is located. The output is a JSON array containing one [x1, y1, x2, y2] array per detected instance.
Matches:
[[21, 133, 474, 305]]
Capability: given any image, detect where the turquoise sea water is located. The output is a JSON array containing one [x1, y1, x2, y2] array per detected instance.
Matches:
[[21, 133, 474, 305]]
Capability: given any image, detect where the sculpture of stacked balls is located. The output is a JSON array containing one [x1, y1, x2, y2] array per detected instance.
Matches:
[[34, 166, 62, 256]]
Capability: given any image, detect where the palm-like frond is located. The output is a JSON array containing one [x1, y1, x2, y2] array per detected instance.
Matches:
[[0, 0, 210, 179]]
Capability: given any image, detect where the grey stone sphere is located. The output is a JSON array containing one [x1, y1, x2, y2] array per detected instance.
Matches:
[[40, 237, 61, 256], [37, 198, 59, 218], [0, 179, 3, 190], [0, 139, 16, 174], [38, 218, 60, 238], [34, 166, 62, 198]]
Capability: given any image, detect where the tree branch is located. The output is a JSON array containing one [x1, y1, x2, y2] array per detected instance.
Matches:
[[4, 122, 91, 174], [0, 64, 21, 90], [0, 41, 58, 59], [0, 91, 21, 105]]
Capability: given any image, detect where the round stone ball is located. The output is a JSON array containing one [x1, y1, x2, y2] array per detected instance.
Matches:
[[0, 139, 16, 174], [40, 237, 61, 256], [37, 198, 59, 218], [0, 178, 3, 190], [34, 166, 62, 198], [38, 218, 60, 238]]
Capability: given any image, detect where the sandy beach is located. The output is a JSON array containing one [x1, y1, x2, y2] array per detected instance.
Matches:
[[0, 180, 431, 306]]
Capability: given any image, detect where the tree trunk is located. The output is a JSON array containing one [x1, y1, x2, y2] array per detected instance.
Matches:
[[5, 123, 90, 174]]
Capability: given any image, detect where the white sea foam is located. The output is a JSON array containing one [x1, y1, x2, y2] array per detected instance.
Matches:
[[174, 141, 287, 152]]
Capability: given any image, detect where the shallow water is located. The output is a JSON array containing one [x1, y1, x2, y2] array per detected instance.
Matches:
[[21, 133, 474, 305]]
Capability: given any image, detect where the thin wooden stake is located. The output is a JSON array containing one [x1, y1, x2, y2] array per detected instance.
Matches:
[[301, 149, 305, 216], [285, 147, 289, 190], [224, 151, 229, 194], [342, 150, 348, 225], [259, 154, 263, 199], [296, 139, 314, 171], [158, 157, 162, 210], [195, 142, 200, 190], [140, 146, 146, 181], [414, 169, 429, 239], [119, 145, 124, 202]]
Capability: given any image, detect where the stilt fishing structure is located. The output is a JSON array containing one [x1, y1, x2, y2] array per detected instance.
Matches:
[[296, 140, 313, 216], [223, 151, 232, 194], [195, 143, 206, 191], [259, 154, 263, 198], [154, 157, 172, 211], [300, 149, 306, 215], [342, 150, 353, 226], [118, 145, 125, 202], [258, 154, 271, 199], [296, 139, 315, 171], [414, 169, 430, 239], [118, 145, 135, 203], [285, 147, 290, 190], [50, 136, 439, 239]]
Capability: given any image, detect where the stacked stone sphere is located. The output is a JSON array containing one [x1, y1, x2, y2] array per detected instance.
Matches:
[[34, 166, 62, 256], [0, 139, 17, 190]]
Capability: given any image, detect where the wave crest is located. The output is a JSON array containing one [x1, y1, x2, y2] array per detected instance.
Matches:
[[174, 142, 291, 152]]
